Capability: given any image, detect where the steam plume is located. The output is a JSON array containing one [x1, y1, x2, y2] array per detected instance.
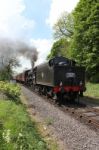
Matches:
[[0, 38, 38, 69]]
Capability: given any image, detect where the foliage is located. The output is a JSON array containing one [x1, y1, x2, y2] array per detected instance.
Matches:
[[0, 68, 12, 81], [0, 100, 48, 150], [85, 82, 99, 100], [47, 12, 74, 60], [0, 81, 21, 102], [53, 12, 74, 39], [47, 38, 69, 60], [70, 0, 99, 82], [0, 57, 20, 81]]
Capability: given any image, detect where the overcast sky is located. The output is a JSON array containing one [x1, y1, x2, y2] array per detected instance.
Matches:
[[0, 0, 79, 72]]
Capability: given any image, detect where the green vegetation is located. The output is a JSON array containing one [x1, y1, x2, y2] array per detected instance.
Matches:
[[85, 82, 99, 100], [0, 58, 20, 81], [0, 68, 12, 81], [0, 81, 21, 103], [53, 12, 74, 39], [47, 38, 69, 60], [0, 82, 58, 150], [71, 0, 99, 82], [0, 100, 48, 150], [0, 82, 48, 150]]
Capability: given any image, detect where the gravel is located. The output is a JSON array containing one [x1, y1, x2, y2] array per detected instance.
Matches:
[[21, 86, 99, 150]]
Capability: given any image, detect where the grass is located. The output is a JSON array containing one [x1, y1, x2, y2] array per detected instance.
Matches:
[[84, 82, 99, 101], [0, 99, 48, 150]]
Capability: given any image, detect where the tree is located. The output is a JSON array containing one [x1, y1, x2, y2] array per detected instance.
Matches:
[[0, 57, 20, 81], [47, 38, 69, 60], [53, 12, 74, 40], [70, 0, 99, 82]]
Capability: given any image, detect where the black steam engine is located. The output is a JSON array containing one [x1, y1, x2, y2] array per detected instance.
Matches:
[[16, 56, 86, 103]]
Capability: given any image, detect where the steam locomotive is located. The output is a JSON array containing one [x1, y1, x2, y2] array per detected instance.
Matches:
[[16, 56, 86, 103]]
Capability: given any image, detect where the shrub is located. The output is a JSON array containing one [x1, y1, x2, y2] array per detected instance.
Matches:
[[0, 81, 21, 103]]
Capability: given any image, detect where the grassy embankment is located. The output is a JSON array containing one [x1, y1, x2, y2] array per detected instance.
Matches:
[[0, 81, 58, 150], [84, 82, 99, 103]]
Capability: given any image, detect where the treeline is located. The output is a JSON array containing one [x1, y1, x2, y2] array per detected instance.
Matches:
[[47, 0, 99, 83]]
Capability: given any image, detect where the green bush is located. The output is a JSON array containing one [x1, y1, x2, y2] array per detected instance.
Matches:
[[0, 81, 21, 103]]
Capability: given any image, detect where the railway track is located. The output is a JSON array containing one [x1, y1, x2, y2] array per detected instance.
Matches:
[[61, 105, 99, 129], [23, 85, 99, 131]]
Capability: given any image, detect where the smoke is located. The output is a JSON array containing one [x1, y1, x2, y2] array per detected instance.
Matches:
[[0, 38, 38, 69]]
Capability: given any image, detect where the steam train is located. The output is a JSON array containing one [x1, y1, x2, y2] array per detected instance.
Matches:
[[16, 56, 86, 103]]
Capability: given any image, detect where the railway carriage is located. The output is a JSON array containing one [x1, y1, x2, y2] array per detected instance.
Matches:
[[16, 70, 30, 84]]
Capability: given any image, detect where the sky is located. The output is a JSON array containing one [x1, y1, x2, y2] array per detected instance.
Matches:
[[0, 0, 79, 73]]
